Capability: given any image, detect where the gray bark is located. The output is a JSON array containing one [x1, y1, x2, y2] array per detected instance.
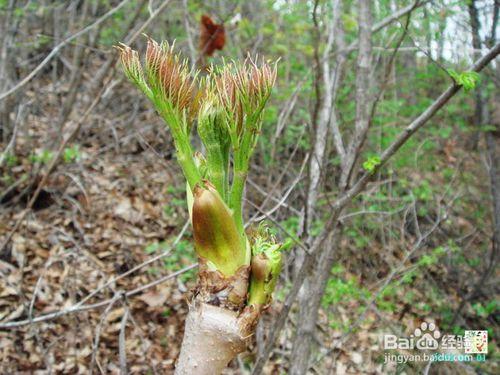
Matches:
[[175, 303, 247, 375], [339, 0, 373, 190], [0, 0, 19, 142], [292, 0, 347, 371], [485, 112, 499, 280], [292, 2, 372, 372], [467, 0, 483, 149], [290, 228, 340, 375], [305, 0, 345, 238]]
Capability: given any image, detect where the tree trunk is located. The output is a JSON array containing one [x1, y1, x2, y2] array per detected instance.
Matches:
[[451, 0, 500, 324], [339, 0, 373, 190], [291, 1, 372, 372], [467, 0, 483, 150], [175, 302, 247, 375], [290, 229, 339, 374]]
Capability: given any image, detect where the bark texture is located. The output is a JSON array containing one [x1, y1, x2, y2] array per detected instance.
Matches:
[[304, 0, 345, 239], [291, 1, 371, 373], [339, 0, 373, 189], [175, 302, 247, 375]]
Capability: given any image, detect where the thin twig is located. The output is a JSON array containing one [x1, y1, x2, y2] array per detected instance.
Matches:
[[0, 0, 132, 101], [251, 41, 500, 375], [74, 220, 189, 309], [90, 296, 121, 374], [119, 305, 130, 375], [0, 101, 25, 167], [0, 264, 197, 329], [250, 154, 308, 223], [0, 0, 175, 254]]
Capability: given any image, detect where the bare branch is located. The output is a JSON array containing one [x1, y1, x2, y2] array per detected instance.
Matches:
[[182, 0, 197, 66], [74, 220, 189, 309], [333, 42, 500, 212], [339, 0, 373, 190], [251, 41, 500, 375], [0, 0, 132, 101], [119, 307, 130, 375], [0, 264, 197, 329], [372, 0, 429, 34]]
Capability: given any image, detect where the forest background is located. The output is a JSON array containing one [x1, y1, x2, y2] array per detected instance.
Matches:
[[0, 0, 498, 373]]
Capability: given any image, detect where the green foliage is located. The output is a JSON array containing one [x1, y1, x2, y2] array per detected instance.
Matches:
[[478, 124, 497, 132], [323, 277, 369, 307], [29, 149, 54, 164], [472, 300, 498, 318], [323, 265, 369, 308], [414, 179, 433, 201], [341, 13, 358, 32], [377, 284, 398, 312], [447, 69, 480, 92], [144, 239, 196, 283], [2, 153, 17, 167], [418, 246, 448, 267], [163, 185, 185, 217], [35, 35, 52, 49], [345, 228, 370, 247], [63, 145, 81, 163], [248, 225, 283, 306], [362, 155, 381, 173]]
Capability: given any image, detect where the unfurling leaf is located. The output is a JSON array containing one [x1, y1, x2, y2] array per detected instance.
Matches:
[[362, 155, 381, 173], [447, 69, 480, 92], [247, 225, 282, 307]]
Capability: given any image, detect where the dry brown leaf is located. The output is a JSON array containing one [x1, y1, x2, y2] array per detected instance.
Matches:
[[138, 288, 170, 307]]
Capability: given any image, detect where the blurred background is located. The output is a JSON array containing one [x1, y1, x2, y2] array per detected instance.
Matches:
[[0, 0, 498, 373]]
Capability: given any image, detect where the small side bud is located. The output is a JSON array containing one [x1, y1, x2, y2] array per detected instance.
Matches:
[[247, 225, 282, 307]]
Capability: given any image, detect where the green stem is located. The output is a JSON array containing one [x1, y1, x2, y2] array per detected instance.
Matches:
[[153, 98, 201, 191], [206, 146, 226, 200], [230, 167, 247, 235], [176, 135, 202, 191], [248, 278, 267, 306]]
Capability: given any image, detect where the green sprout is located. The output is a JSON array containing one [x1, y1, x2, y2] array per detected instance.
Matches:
[[447, 69, 480, 92], [362, 155, 381, 173], [117, 38, 281, 309], [247, 224, 283, 307]]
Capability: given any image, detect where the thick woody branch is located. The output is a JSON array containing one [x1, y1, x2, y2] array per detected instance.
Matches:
[[334, 42, 500, 212], [175, 303, 248, 375]]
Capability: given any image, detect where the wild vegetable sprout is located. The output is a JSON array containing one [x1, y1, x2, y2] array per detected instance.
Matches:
[[117, 38, 281, 374]]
